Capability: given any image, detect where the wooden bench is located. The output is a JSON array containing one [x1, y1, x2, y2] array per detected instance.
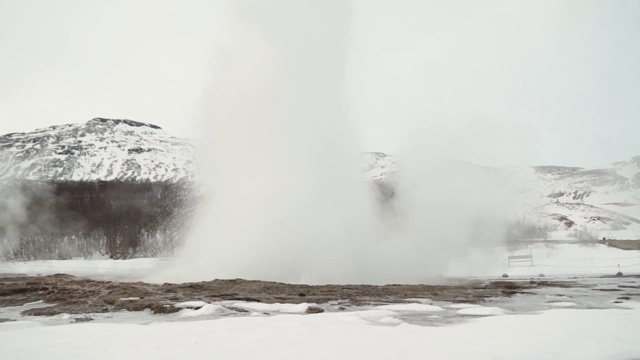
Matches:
[[508, 254, 533, 266]]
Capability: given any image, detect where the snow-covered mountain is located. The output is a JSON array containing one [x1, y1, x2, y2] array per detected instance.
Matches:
[[365, 153, 640, 239], [526, 157, 640, 238], [361, 152, 400, 182], [0, 118, 195, 182]]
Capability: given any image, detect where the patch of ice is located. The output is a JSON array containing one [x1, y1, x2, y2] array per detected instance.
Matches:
[[445, 303, 480, 309], [231, 302, 311, 314], [347, 310, 398, 322], [119, 297, 140, 301], [547, 302, 576, 307], [377, 303, 444, 312], [23, 300, 44, 307], [178, 304, 224, 318], [457, 307, 506, 316], [378, 317, 405, 325]]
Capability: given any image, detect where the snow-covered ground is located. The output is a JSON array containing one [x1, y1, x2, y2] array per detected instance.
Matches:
[[1, 298, 638, 360], [1, 243, 637, 280], [2, 243, 639, 359], [447, 243, 640, 278], [0, 256, 164, 280]]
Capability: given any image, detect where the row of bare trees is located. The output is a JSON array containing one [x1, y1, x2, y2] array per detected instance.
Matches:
[[503, 217, 554, 251], [0, 180, 197, 260]]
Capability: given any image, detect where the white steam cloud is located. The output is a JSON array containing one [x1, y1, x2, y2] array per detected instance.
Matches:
[[0, 185, 28, 257], [156, 0, 521, 284]]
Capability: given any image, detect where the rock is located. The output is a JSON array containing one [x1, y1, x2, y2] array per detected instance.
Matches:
[[149, 304, 179, 314], [21, 300, 97, 316], [100, 288, 148, 305], [113, 299, 179, 314], [305, 306, 324, 314], [539, 274, 545, 278], [73, 316, 94, 323], [501, 273, 509, 278], [225, 306, 249, 313], [616, 271, 623, 277]]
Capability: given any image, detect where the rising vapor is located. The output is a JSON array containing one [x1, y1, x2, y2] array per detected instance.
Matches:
[[155, 0, 519, 284]]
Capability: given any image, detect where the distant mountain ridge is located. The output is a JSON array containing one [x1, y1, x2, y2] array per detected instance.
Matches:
[[366, 153, 640, 239], [0, 118, 195, 182]]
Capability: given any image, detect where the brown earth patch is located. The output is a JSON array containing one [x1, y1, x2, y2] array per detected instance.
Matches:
[[599, 239, 640, 250], [0, 275, 583, 316]]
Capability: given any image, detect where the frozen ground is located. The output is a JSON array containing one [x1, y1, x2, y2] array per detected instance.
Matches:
[[1, 283, 639, 360], [1, 243, 639, 359]]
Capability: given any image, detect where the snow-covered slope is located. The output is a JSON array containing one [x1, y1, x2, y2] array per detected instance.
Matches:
[[0, 118, 195, 182], [519, 158, 640, 238], [361, 152, 399, 182], [366, 155, 640, 239]]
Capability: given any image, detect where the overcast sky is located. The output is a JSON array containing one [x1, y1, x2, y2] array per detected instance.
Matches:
[[0, 0, 638, 167]]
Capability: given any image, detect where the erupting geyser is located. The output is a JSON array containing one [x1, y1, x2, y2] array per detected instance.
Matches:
[[156, 0, 378, 284], [155, 0, 515, 284]]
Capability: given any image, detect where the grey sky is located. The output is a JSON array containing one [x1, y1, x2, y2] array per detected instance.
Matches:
[[1, 0, 638, 167]]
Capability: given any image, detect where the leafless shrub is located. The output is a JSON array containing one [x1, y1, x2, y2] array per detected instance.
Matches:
[[570, 226, 598, 247], [503, 217, 553, 251]]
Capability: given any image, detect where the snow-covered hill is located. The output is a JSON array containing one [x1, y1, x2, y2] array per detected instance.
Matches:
[[366, 154, 640, 239], [528, 158, 640, 239], [0, 118, 195, 182], [361, 152, 399, 182]]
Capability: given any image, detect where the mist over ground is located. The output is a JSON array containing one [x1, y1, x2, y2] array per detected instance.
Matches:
[[154, 0, 523, 285]]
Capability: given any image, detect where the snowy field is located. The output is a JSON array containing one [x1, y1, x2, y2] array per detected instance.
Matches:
[[1, 243, 639, 359], [1, 297, 639, 360], [0, 256, 164, 280], [1, 243, 638, 280], [446, 243, 640, 278]]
